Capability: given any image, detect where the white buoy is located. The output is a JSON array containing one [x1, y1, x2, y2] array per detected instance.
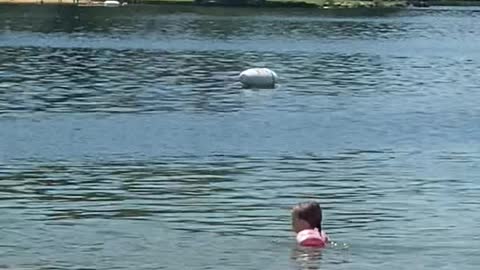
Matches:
[[104, 0, 120, 7], [239, 68, 278, 88]]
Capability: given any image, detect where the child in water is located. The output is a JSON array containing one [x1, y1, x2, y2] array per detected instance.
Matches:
[[292, 201, 329, 247]]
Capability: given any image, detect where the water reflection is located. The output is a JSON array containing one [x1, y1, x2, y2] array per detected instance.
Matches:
[[0, 6, 409, 39], [0, 149, 472, 239], [2, 5, 480, 270], [3, 47, 479, 114], [1, 6, 478, 41], [291, 247, 324, 270], [0, 48, 247, 114], [1, 5, 480, 117], [0, 153, 396, 233]]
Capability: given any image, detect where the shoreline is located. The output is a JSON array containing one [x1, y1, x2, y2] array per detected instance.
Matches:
[[1, 0, 480, 7], [429, 0, 480, 5], [0, 0, 408, 8]]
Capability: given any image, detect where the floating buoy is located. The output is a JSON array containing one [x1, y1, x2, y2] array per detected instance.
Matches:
[[104, 0, 120, 7], [239, 68, 278, 88]]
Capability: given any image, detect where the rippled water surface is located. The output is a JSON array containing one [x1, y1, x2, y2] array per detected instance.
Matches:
[[1, 5, 480, 270]]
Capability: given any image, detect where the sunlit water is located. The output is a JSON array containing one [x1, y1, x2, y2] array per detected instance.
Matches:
[[1, 5, 480, 270]]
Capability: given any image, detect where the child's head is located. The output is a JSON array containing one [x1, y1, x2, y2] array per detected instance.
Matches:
[[291, 201, 323, 233]]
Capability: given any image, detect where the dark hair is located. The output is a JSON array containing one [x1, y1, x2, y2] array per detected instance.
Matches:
[[292, 201, 323, 231]]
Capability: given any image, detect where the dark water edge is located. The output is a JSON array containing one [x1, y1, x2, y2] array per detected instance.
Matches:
[[0, 0, 479, 8], [0, 0, 406, 8], [0, 3, 407, 16], [430, 0, 480, 5]]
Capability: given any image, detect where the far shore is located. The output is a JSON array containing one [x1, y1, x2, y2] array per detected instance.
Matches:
[[429, 0, 480, 5], [1, 0, 480, 7], [0, 0, 407, 8]]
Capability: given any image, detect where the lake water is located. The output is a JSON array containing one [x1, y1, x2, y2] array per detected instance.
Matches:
[[1, 4, 480, 270]]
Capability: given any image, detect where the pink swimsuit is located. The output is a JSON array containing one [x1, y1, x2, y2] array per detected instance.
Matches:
[[296, 229, 329, 247]]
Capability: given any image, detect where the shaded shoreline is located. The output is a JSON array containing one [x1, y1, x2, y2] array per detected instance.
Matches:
[[0, 0, 408, 8], [1, 0, 480, 9], [429, 0, 480, 5]]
